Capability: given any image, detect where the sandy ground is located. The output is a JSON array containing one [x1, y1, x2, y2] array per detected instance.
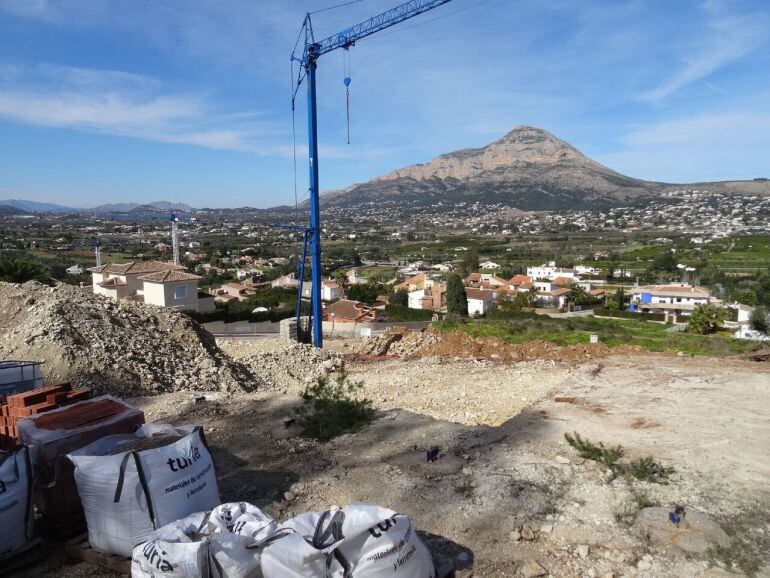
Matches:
[[17, 352, 770, 577]]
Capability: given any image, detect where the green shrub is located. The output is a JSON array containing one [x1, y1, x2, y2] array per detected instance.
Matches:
[[293, 371, 375, 441], [565, 432, 673, 484]]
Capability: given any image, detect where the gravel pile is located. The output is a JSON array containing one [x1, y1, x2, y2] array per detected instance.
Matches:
[[219, 338, 344, 394], [0, 282, 256, 396], [358, 328, 440, 357]]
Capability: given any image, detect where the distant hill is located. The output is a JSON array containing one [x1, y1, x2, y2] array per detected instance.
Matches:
[[0, 199, 78, 213], [319, 126, 770, 210], [0, 204, 28, 216], [90, 201, 195, 213]]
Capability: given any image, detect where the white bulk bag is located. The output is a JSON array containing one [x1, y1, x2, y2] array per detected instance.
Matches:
[[131, 502, 280, 578], [260, 504, 435, 578], [0, 446, 33, 560], [69, 424, 220, 557]]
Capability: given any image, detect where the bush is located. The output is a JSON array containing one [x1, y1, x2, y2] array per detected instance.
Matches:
[[384, 304, 433, 321], [347, 282, 383, 304], [293, 371, 375, 441], [594, 309, 665, 322], [0, 257, 50, 283]]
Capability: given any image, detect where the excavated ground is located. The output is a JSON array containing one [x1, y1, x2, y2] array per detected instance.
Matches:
[[26, 343, 770, 578]]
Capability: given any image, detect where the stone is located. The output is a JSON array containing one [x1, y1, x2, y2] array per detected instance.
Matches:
[[636, 558, 652, 570], [539, 524, 553, 534], [635, 507, 732, 554], [520, 559, 547, 578], [575, 544, 589, 558], [521, 522, 537, 541], [510, 530, 522, 541], [555, 455, 571, 464], [283, 491, 295, 502]]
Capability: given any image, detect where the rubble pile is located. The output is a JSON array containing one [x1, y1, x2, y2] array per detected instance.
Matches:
[[359, 327, 646, 362], [219, 338, 344, 394], [0, 282, 255, 395]]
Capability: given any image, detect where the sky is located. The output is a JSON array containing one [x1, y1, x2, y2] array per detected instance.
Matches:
[[0, 0, 768, 209]]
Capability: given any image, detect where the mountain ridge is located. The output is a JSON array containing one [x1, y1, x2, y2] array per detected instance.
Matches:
[[319, 126, 770, 210]]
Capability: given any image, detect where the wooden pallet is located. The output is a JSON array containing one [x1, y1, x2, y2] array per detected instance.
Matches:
[[1, 538, 45, 575], [64, 533, 131, 575]]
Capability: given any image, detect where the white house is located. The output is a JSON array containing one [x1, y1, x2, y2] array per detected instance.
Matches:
[[321, 280, 343, 301], [88, 261, 214, 312], [630, 283, 712, 317], [465, 288, 494, 317], [526, 263, 578, 282], [346, 269, 368, 285], [480, 261, 501, 270], [66, 264, 85, 275]]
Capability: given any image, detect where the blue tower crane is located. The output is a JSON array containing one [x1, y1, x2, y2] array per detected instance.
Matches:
[[290, 0, 454, 347]]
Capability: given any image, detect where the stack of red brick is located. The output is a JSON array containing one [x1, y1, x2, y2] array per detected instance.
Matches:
[[0, 383, 90, 449]]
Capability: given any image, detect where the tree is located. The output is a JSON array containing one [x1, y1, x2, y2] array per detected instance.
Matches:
[[750, 306, 769, 334], [346, 282, 382, 304], [756, 274, 770, 307], [499, 287, 538, 312], [446, 273, 468, 316], [688, 304, 727, 335], [650, 251, 677, 274], [0, 257, 48, 283], [389, 289, 408, 307], [458, 250, 479, 278], [614, 287, 625, 311]]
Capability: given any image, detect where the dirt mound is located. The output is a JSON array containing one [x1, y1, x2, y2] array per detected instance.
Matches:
[[219, 338, 344, 394], [360, 327, 646, 363], [0, 282, 255, 395]]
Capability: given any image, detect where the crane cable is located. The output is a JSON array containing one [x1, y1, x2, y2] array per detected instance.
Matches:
[[309, 0, 367, 15]]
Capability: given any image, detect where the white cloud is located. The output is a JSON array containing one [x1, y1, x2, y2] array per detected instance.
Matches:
[[641, 3, 769, 101], [0, 64, 294, 154], [598, 109, 770, 182]]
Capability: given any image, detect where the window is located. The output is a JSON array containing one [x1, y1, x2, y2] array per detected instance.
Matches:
[[174, 285, 188, 300]]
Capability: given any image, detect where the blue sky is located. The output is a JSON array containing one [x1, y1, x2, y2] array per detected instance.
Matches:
[[0, 0, 768, 208]]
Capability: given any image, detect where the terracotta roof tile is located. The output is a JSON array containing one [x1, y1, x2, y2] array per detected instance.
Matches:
[[138, 270, 202, 283]]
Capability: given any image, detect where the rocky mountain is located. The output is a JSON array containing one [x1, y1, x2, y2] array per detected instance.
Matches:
[[320, 126, 770, 210]]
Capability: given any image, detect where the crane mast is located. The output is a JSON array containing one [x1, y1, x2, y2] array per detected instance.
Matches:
[[290, 0, 454, 347]]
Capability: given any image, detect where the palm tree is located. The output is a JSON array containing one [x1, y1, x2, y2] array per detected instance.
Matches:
[[0, 257, 48, 283]]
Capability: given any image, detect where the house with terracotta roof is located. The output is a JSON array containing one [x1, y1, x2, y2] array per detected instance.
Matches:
[[322, 279, 344, 301], [393, 273, 428, 292], [504, 275, 534, 293], [88, 261, 213, 312], [215, 282, 257, 302], [537, 287, 573, 309], [323, 299, 386, 323], [465, 287, 495, 317]]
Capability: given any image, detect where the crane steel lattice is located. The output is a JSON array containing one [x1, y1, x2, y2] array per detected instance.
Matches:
[[289, 0, 454, 348]]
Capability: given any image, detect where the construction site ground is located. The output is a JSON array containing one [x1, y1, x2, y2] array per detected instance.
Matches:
[[26, 337, 769, 578]]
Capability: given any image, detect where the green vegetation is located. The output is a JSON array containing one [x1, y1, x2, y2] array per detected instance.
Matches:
[[446, 273, 467, 316], [293, 371, 375, 441], [384, 304, 433, 321], [565, 432, 674, 484], [436, 312, 759, 356], [750, 307, 768, 334], [389, 289, 408, 307], [346, 282, 384, 304], [0, 257, 50, 283], [688, 304, 727, 335]]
